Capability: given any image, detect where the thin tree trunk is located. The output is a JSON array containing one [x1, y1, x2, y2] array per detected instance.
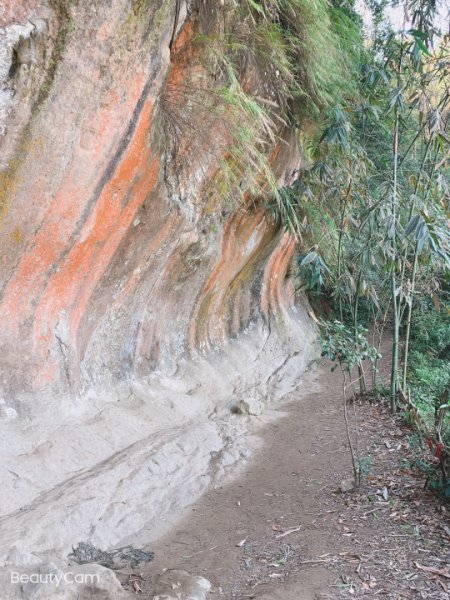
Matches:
[[352, 386, 360, 486], [371, 299, 391, 390], [391, 269, 399, 411], [337, 184, 351, 322], [402, 244, 419, 390], [353, 271, 366, 394], [370, 303, 378, 389], [390, 112, 400, 412], [342, 369, 359, 486]]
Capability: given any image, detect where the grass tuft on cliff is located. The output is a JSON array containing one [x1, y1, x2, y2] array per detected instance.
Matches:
[[160, 0, 364, 228]]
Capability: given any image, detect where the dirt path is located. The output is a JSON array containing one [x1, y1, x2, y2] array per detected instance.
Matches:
[[121, 362, 360, 598], [120, 361, 449, 599]]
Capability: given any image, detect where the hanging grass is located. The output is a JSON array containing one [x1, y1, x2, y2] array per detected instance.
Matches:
[[160, 0, 364, 227]]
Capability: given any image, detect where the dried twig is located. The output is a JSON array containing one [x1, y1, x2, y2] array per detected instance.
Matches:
[[275, 526, 302, 539]]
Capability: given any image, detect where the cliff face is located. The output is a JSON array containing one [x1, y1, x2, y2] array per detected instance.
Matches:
[[0, 0, 305, 395], [0, 0, 315, 587]]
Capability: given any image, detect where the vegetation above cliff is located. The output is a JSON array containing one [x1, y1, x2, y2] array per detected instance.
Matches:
[[160, 0, 364, 212]]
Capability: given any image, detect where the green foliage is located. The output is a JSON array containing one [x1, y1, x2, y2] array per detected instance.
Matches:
[[320, 318, 379, 488], [284, 0, 363, 113], [338, 298, 372, 328], [271, 1, 450, 411], [358, 455, 373, 480], [409, 351, 450, 410], [408, 304, 450, 431], [372, 383, 390, 398], [415, 457, 450, 498], [187, 0, 365, 213], [410, 304, 450, 358], [266, 186, 303, 237], [298, 250, 331, 292], [319, 320, 380, 372], [214, 67, 280, 201]]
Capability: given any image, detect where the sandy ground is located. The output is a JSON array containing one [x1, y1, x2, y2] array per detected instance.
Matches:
[[117, 361, 362, 599], [118, 359, 449, 600]]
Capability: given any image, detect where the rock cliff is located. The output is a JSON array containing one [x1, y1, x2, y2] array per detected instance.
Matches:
[[0, 0, 316, 593]]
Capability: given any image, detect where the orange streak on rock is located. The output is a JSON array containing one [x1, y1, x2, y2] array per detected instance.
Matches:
[[70, 158, 160, 348], [0, 0, 40, 26], [0, 77, 145, 334], [1, 186, 80, 329], [261, 232, 296, 321], [171, 20, 194, 55], [189, 208, 271, 349], [33, 96, 159, 369]]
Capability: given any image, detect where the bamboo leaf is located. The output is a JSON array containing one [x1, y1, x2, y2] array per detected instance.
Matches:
[[300, 252, 317, 267], [405, 215, 421, 237]]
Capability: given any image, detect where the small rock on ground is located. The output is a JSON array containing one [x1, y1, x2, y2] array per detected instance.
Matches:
[[152, 569, 211, 600]]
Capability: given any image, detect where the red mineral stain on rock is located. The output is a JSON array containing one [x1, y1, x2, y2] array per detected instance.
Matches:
[[261, 232, 296, 321], [0, 2, 305, 394], [32, 95, 159, 383], [0, 0, 40, 26], [189, 205, 276, 349], [0, 76, 145, 335]]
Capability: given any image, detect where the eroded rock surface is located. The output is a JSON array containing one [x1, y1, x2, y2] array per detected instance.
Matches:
[[0, 1, 316, 596]]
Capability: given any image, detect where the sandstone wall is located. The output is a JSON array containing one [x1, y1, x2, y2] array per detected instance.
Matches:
[[0, 0, 316, 587]]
